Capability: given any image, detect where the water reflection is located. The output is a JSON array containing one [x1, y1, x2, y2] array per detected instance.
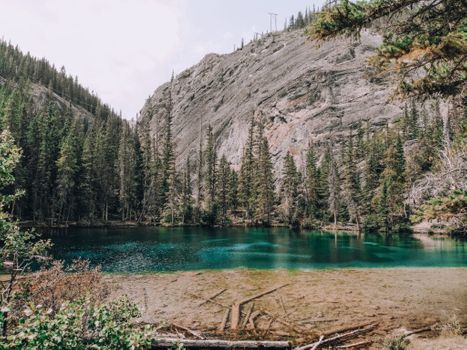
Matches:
[[44, 227, 467, 272]]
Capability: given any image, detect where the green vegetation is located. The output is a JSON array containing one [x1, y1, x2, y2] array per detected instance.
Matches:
[[308, 0, 467, 97], [0, 128, 150, 349]]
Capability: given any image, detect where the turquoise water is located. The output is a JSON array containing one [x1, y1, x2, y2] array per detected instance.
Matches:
[[46, 227, 466, 272]]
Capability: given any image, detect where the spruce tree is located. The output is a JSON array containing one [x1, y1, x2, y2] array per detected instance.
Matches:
[[217, 155, 230, 225], [304, 144, 319, 221], [117, 122, 138, 221], [281, 152, 299, 225], [195, 135, 204, 223], [180, 157, 193, 224], [327, 150, 341, 226], [55, 119, 81, 222], [228, 169, 239, 212], [204, 125, 217, 224], [343, 136, 362, 231], [255, 134, 275, 225], [238, 119, 256, 219]]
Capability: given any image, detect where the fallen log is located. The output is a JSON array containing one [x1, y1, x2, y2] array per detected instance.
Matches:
[[239, 284, 289, 305], [294, 324, 377, 350], [231, 302, 241, 330], [151, 337, 291, 350], [199, 289, 227, 307], [241, 304, 254, 329], [310, 336, 323, 350], [231, 284, 288, 330], [248, 310, 262, 330], [218, 308, 230, 332], [336, 340, 372, 349], [171, 323, 204, 340], [403, 326, 432, 337]]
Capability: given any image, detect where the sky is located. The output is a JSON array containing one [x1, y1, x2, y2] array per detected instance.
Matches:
[[0, 0, 326, 119]]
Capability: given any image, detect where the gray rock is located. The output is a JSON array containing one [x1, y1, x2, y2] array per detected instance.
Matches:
[[139, 29, 403, 173]]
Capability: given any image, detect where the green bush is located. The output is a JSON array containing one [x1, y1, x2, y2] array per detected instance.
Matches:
[[0, 297, 152, 350]]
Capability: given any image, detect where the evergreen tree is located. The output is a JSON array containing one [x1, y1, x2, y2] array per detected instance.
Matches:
[[79, 128, 96, 220], [204, 125, 217, 224], [160, 109, 175, 209], [304, 144, 319, 221], [238, 119, 256, 219], [281, 152, 300, 225], [55, 119, 81, 222], [195, 133, 204, 223], [342, 136, 362, 231], [254, 133, 275, 225], [117, 122, 138, 221], [228, 168, 239, 212], [376, 135, 407, 232], [180, 157, 193, 224], [327, 150, 341, 226], [217, 155, 230, 225]]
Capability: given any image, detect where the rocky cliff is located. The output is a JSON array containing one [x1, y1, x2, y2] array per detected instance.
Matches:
[[139, 29, 403, 172]]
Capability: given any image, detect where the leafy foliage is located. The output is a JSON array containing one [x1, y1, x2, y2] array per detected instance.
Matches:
[[309, 0, 467, 97], [1, 297, 151, 350]]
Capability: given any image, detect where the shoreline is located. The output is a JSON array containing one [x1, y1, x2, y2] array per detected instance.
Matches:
[[105, 267, 467, 348], [21, 219, 464, 237]]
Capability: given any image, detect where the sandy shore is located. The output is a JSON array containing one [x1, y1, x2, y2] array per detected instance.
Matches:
[[106, 267, 467, 348]]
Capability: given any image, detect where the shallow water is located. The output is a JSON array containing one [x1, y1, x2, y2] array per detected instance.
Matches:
[[46, 227, 466, 272]]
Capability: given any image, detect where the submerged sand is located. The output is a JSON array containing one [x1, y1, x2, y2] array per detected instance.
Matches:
[[106, 268, 467, 348]]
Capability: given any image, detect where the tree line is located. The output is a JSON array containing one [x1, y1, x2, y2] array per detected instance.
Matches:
[[1, 36, 464, 233]]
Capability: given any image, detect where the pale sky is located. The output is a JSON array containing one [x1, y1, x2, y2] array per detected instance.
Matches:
[[0, 0, 325, 119]]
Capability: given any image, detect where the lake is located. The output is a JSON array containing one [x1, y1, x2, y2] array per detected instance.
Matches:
[[46, 227, 466, 272]]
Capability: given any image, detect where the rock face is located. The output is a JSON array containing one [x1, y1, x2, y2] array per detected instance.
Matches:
[[139, 29, 403, 173]]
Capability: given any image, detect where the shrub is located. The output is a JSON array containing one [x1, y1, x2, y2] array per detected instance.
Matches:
[[0, 296, 152, 350]]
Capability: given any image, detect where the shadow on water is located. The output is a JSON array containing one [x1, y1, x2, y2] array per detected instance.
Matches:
[[43, 226, 467, 273]]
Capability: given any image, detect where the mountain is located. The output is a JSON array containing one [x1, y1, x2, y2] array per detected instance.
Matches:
[[139, 29, 403, 173]]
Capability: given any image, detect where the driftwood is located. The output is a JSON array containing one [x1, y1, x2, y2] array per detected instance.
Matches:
[[171, 323, 204, 340], [278, 296, 287, 316], [336, 340, 372, 349], [151, 337, 291, 350], [294, 323, 377, 350], [299, 318, 338, 325], [230, 284, 289, 330], [241, 304, 254, 329], [218, 308, 230, 332], [403, 326, 432, 337], [199, 289, 227, 307], [310, 336, 324, 350], [248, 311, 262, 330]]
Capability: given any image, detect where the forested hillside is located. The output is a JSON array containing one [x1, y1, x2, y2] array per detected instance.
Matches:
[[0, 40, 141, 224]]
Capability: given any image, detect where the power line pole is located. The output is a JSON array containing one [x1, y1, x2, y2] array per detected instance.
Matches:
[[268, 12, 278, 32]]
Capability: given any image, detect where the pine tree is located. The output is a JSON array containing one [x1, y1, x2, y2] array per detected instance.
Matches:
[[254, 133, 275, 225], [238, 119, 256, 219], [79, 128, 96, 220], [377, 135, 407, 232], [204, 125, 217, 224], [55, 119, 81, 222], [160, 109, 175, 209], [343, 136, 362, 231], [217, 155, 230, 225], [180, 157, 193, 224], [117, 122, 138, 221], [364, 138, 384, 211], [195, 135, 204, 223], [327, 150, 341, 226], [228, 168, 239, 212], [281, 152, 299, 225], [304, 144, 319, 221]]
